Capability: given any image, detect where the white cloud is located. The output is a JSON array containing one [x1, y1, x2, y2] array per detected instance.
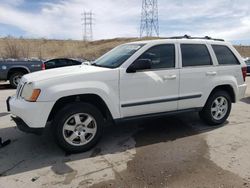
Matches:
[[0, 0, 249, 42]]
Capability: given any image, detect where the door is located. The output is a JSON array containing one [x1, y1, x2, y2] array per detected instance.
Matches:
[[120, 44, 179, 118], [178, 43, 217, 110]]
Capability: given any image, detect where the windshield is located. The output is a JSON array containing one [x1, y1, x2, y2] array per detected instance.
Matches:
[[92, 44, 144, 68], [246, 60, 250, 65]]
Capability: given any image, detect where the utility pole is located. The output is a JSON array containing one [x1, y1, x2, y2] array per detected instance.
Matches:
[[81, 11, 93, 41], [140, 0, 159, 38]]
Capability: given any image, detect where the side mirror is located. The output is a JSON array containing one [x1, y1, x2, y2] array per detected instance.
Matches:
[[127, 59, 151, 73]]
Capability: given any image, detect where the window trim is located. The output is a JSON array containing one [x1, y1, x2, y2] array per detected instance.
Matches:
[[180, 43, 213, 68], [127, 44, 176, 72], [212, 45, 240, 66]]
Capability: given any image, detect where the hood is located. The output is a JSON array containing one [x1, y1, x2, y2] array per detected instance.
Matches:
[[22, 65, 108, 83]]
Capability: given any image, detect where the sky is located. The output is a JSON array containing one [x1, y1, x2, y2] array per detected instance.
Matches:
[[0, 0, 250, 44]]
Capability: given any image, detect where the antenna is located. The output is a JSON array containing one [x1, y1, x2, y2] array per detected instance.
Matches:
[[81, 11, 93, 41], [140, 0, 159, 38]]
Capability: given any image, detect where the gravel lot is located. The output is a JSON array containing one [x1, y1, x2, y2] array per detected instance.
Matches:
[[0, 78, 250, 188]]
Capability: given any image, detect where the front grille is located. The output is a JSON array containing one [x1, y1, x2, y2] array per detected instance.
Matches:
[[16, 83, 24, 98]]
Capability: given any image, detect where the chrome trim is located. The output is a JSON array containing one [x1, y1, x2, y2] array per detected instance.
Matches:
[[16, 82, 25, 98]]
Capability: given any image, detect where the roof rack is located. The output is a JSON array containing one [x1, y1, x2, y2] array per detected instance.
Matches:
[[164, 35, 224, 42]]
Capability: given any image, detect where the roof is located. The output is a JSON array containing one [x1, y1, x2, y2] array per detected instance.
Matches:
[[128, 35, 229, 45]]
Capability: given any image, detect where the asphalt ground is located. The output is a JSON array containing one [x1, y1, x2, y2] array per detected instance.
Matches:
[[0, 78, 250, 188]]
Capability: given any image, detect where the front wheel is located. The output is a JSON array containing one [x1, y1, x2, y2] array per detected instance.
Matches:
[[52, 102, 104, 153], [9, 72, 24, 88], [199, 90, 232, 125]]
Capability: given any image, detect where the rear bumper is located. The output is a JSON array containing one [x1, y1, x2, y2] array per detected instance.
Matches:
[[237, 83, 247, 101], [11, 116, 44, 135]]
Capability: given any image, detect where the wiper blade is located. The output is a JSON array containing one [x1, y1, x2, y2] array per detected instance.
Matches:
[[91, 63, 107, 68]]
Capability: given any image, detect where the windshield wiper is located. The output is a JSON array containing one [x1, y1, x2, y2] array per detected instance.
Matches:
[[91, 62, 111, 68]]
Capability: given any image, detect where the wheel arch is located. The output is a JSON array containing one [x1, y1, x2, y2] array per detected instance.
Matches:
[[7, 67, 30, 79], [47, 94, 114, 123], [209, 84, 236, 103]]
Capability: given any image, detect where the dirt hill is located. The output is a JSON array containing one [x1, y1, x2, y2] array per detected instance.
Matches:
[[0, 37, 249, 60]]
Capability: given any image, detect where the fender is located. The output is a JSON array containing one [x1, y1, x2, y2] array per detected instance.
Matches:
[[203, 76, 238, 106], [8, 65, 30, 74], [38, 80, 121, 119]]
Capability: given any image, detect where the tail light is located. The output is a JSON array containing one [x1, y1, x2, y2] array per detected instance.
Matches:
[[242, 67, 247, 82], [42, 63, 46, 70]]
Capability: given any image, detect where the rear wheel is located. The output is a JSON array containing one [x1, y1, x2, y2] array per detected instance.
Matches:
[[52, 102, 104, 153], [199, 90, 232, 125], [9, 72, 24, 88]]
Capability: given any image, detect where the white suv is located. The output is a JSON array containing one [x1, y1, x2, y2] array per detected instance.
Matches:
[[7, 36, 247, 153]]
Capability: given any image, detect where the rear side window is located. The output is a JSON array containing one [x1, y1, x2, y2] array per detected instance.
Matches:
[[138, 44, 175, 69], [212, 45, 240, 65], [181, 44, 212, 67], [45, 60, 56, 69], [58, 59, 68, 67], [71, 60, 82, 65]]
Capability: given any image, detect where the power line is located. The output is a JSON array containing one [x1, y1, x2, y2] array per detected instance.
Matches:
[[140, 0, 159, 38], [81, 11, 93, 41]]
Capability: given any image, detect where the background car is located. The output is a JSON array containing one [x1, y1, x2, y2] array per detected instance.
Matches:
[[44, 58, 83, 69], [245, 58, 250, 73], [0, 59, 44, 88]]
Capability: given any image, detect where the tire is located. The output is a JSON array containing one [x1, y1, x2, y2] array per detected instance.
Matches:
[[199, 90, 232, 126], [52, 102, 104, 153], [9, 72, 24, 89]]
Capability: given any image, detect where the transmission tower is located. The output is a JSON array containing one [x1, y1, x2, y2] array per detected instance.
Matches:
[[81, 11, 93, 41], [140, 0, 159, 38]]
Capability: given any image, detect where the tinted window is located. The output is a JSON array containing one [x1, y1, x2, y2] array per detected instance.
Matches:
[[212, 45, 240, 65], [71, 60, 81, 65], [137, 44, 175, 69], [57, 59, 68, 67], [45, 59, 69, 69], [246, 60, 250, 65], [181, 44, 212, 67], [45, 60, 57, 69]]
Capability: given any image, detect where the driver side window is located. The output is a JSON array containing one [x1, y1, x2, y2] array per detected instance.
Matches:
[[137, 44, 175, 70]]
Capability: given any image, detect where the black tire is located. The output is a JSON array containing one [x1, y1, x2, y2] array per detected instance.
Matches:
[[199, 90, 232, 126], [52, 102, 104, 153], [9, 72, 24, 89]]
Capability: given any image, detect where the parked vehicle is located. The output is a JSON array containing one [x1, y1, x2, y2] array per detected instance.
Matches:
[[0, 59, 44, 88], [244, 58, 250, 73], [44, 58, 82, 69], [7, 36, 247, 153], [0, 58, 83, 88]]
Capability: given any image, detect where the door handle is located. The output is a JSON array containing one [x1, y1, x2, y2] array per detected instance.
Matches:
[[162, 75, 177, 80], [206, 71, 217, 76]]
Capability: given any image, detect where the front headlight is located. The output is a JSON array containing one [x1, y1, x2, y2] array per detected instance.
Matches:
[[21, 83, 41, 102]]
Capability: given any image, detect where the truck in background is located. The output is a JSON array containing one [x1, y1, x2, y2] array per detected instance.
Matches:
[[0, 59, 44, 88], [0, 58, 83, 88]]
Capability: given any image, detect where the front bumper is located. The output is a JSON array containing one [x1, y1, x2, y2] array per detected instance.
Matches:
[[7, 96, 54, 129], [11, 116, 44, 135]]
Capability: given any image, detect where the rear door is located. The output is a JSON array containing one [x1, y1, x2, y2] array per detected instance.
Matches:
[[178, 42, 217, 110]]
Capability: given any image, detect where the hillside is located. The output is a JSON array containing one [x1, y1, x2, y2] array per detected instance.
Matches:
[[0, 37, 250, 60]]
